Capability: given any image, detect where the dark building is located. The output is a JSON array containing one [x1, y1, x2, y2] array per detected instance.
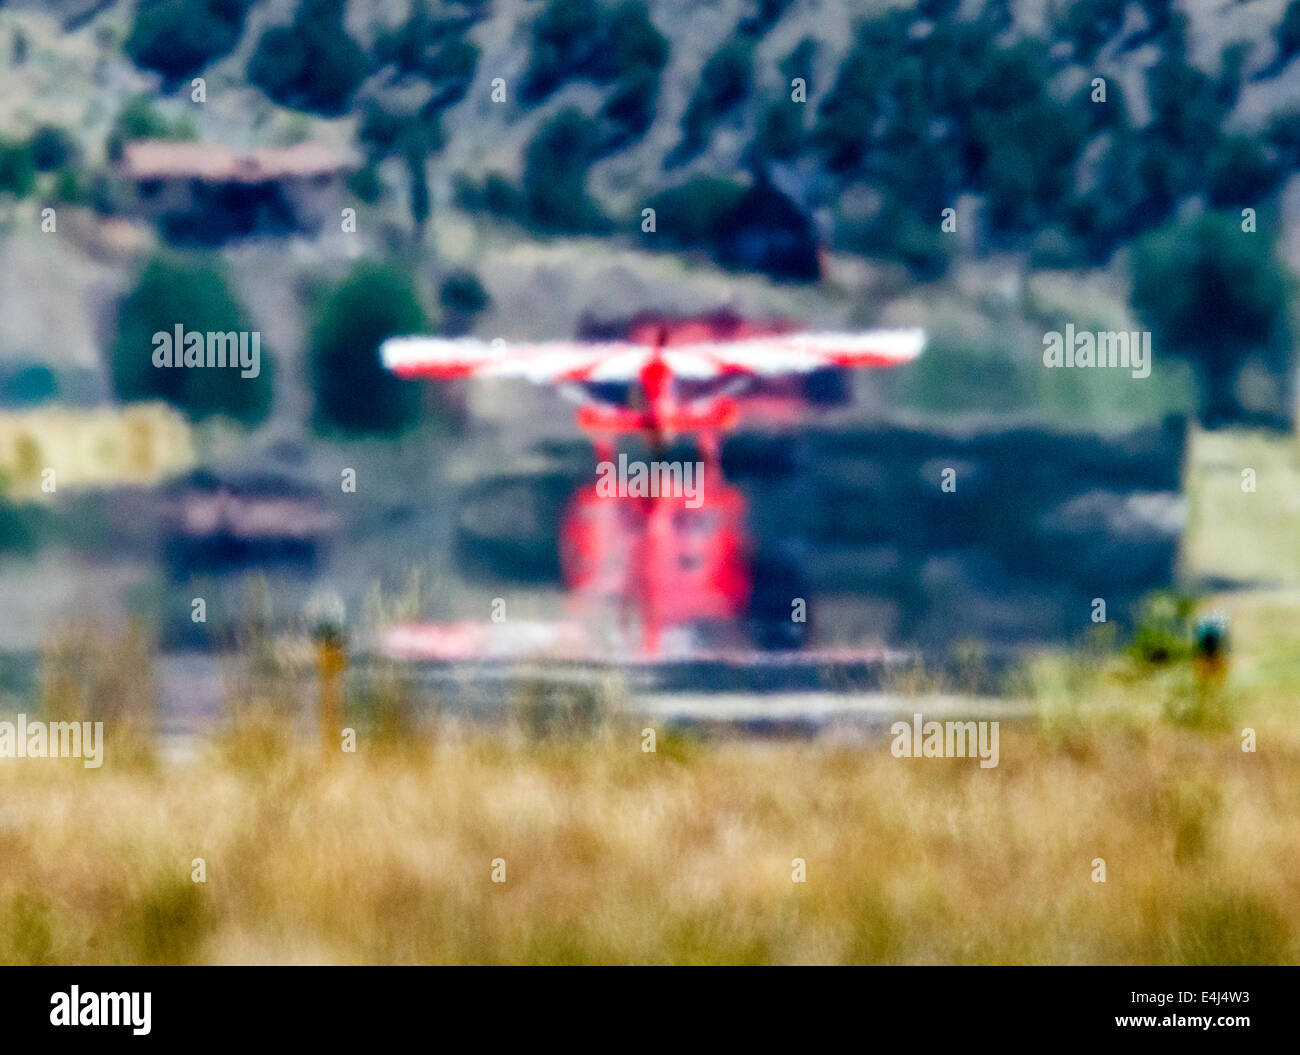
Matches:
[[160, 467, 337, 575], [712, 177, 821, 282], [116, 141, 356, 244]]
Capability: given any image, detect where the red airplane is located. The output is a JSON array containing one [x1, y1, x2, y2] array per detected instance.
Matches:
[[381, 319, 924, 657]]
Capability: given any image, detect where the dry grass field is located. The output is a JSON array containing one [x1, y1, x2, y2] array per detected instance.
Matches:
[[3, 593, 1300, 967], [0, 689, 1297, 965]]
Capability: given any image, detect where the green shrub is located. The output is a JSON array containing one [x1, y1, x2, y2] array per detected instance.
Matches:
[[523, 0, 665, 99], [29, 125, 78, 172], [307, 262, 429, 435], [439, 270, 489, 316], [439, 270, 490, 336], [522, 0, 603, 101], [52, 163, 88, 207], [669, 38, 753, 165], [358, 103, 408, 157], [373, 6, 480, 106], [0, 496, 36, 554], [11, 27, 29, 66], [2, 366, 58, 405], [523, 0, 666, 153], [111, 254, 273, 425], [644, 177, 747, 249], [482, 172, 523, 216], [453, 172, 524, 219], [598, 63, 660, 152], [1266, 108, 1300, 168], [834, 203, 951, 281], [1127, 592, 1197, 665], [522, 109, 608, 232], [1206, 134, 1284, 207], [1055, 0, 1126, 63], [598, 0, 669, 79], [739, 0, 796, 36], [0, 139, 34, 197], [347, 162, 384, 205]]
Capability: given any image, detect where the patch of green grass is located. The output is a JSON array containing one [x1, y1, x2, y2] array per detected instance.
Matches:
[[1183, 427, 1300, 587]]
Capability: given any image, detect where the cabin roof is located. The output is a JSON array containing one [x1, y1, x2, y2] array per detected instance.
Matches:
[[118, 140, 353, 184]]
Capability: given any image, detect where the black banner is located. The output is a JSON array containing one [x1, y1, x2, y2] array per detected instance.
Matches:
[[0, 967, 1292, 1044]]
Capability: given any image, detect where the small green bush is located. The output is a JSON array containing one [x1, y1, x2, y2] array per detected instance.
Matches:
[[0, 139, 34, 197], [644, 177, 748, 249], [29, 126, 78, 172], [307, 262, 429, 435]]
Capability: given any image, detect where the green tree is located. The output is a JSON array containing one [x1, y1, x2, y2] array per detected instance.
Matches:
[[126, 0, 252, 83], [248, 0, 367, 116], [372, 1, 480, 104], [1207, 134, 1284, 208], [1131, 214, 1293, 427], [598, 63, 660, 152], [522, 108, 607, 232], [669, 38, 754, 165], [644, 177, 747, 249], [112, 254, 274, 424], [1055, 0, 1127, 63], [593, 0, 669, 81], [522, 0, 667, 152], [308, 262, 429, 435]]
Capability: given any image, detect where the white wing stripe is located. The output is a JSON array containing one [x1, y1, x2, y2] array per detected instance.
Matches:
[[380, 330, 924, 381]]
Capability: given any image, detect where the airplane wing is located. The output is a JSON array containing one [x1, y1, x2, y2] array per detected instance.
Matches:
[[380, 329, 924, 384], [380, 336, 636, 382], [688, 329, 926, 374]]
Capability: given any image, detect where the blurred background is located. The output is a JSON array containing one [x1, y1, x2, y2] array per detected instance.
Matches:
[[2, 0, 1300, 964], [3, 0, 1295, 675]]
